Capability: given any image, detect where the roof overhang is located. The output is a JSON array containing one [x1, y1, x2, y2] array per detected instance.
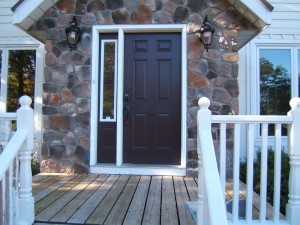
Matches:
[[12, 0, 273, 48]]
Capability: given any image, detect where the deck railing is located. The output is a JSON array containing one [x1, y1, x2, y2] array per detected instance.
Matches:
[[0, 96, 34, 225], [197, 97, 300, 225]]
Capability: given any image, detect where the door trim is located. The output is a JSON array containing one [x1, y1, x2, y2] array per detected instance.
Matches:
[[90, 24, 187, 175]]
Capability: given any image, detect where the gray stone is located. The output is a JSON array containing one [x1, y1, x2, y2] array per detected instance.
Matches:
[[195, 86, 213, 99], [43, 106, 58, 115], [51, 66, 68, 84], [41, 143, 50, 160], [87, 0, 105, 12], [60, 103, 77, 114], [43, 129, 64, 142], [105, 0, 124, 10], [43, 83, 59, 93], [73, 112, 90, 128], [81, 13, 97, 26], [153, 10, 173, 23], [59, 51, 88, 65], [95, 11, 113, 24], [207, 70, 218, 80], [75, 4, 86, 15], [224, 79, 239, 97], [173, 6, 189, 23], [45, 52, 58, 66], [56, 14, 73, 28], [188, 150, 198, 160], [212, 88, 231, 103], [68, 73, 80, 89], [74, 126, 89, 137], [71, 82, 91, 97], [187, 160, 198, 169], [75, 145, 89, 165], [187, 0, 207, 12], [76, 98, 90, 112], [78, 32, 92, 55], [220, 104, 231, 115], [75, 66, 91, 81], [112, 8, 130, 24], [46, 28, 60, 40], [62, 132, 77, 145], [50, 145, 66, 160], [44, 67, 52, 82], [35, 18, 56, 30], [74, 163, 89, 173]]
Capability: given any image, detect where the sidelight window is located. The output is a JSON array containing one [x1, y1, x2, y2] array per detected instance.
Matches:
[[99, 40, 118, 122]]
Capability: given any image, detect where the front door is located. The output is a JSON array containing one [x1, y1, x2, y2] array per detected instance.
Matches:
[[123, 33, 181, 165]]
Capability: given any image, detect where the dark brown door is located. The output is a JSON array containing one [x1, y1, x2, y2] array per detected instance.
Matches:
[[123, 33, 181, 165]]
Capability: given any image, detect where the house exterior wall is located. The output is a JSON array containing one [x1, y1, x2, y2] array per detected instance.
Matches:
[[0, 0, 38, 43], [28, 0, 255, 175], [238, 0, 300, 160]]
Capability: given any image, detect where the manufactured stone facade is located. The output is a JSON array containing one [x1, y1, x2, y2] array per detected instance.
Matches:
[[34, 0, 255, 175]]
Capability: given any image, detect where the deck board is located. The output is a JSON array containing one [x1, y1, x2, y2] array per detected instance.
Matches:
[[33, 173, 278, 225]]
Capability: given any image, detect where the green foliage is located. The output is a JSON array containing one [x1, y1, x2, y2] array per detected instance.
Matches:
[[7, 50, 36, 112], [31, 158, 40, 176], [240, 148, 290, 214]]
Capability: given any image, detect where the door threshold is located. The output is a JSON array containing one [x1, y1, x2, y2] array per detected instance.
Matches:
[[90, 164, 186, 176]]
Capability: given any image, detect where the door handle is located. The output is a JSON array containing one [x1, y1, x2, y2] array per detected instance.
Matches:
[[124, 105, 129, 125]]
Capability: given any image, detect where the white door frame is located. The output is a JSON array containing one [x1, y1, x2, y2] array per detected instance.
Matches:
[[90, 24, 187, 175]]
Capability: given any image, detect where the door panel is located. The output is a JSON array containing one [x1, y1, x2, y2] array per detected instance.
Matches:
[[123, 33, 181, 165]]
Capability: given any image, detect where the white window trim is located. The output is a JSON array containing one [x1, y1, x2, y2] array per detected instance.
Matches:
[[0, 44, 45, 155], [241, 39, 300, 151], [90, 24, 187, 175]]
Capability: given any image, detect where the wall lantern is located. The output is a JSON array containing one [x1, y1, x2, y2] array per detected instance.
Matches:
[[65, 16, 81, 51], [195, 15, 215, 52]]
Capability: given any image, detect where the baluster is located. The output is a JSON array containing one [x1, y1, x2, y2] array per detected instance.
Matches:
[[286, 97, 300, 225], [17, 96, 34, 225]]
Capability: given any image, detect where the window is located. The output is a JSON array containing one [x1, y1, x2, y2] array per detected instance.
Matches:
[[99, 40, 118, 122], [259, 49, 292, 135]]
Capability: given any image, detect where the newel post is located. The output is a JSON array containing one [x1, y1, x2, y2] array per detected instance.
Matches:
[[197, 97, 211, 225], [286, 97, 300, 225], [17, 96, 34, 225]]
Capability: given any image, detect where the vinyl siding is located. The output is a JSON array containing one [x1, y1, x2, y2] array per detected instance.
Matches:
[[261, 0, 300, 36], [0, 0, 33, 42]]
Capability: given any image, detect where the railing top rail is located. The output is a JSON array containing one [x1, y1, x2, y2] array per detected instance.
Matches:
[[0, 112, 17, 121], [212, 115, 293, 124], [0, 129, 28, 180]]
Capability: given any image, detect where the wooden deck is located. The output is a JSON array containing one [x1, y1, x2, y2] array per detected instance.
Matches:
[[32, 173, 198, 225], [32, 173, 283, 225]]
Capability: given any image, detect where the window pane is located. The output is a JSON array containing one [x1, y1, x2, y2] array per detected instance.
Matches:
[[260, 49, 291, 135], [7, 50, 36, 112], [101, 41, 117, 121]]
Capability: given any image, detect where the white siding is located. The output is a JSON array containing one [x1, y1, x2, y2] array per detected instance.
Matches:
[[260, 0, 300, 37], [0, 0, 37, 43]]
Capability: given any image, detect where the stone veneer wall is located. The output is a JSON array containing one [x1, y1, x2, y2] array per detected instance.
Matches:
[[33, 0, 255, 175]]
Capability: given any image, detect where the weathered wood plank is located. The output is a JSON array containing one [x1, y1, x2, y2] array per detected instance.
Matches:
[[49, 174, 109, 223], [161, 176, 179, 225], [36, 174, 98, 221], [104, 176, 140, 225], [184, 177, 198, 201], [34, 174, 76, 203], [86, 175, 130, 224], [142, 176, 162, 225], [35, 174, 86, 215], [33, 175, 67, 195], [67, 174, 119, 224], [123, 176, 151, 225], [173, 176, 196, 225]]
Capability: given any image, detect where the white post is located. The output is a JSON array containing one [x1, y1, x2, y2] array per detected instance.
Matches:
[[197, 97, 212, 225], [286, 97, 300, 225], [17, 96, 34, 225]]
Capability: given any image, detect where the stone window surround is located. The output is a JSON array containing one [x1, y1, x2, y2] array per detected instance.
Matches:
[[90, 24, 187, 176]]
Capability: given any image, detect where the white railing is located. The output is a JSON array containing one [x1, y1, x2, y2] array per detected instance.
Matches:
[[0, 96, 34, 225], [197, 97, 300, 225]]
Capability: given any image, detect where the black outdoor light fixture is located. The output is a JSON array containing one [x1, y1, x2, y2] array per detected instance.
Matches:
[[195, 15, 215, 52], [65, 16, 81, 51]]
